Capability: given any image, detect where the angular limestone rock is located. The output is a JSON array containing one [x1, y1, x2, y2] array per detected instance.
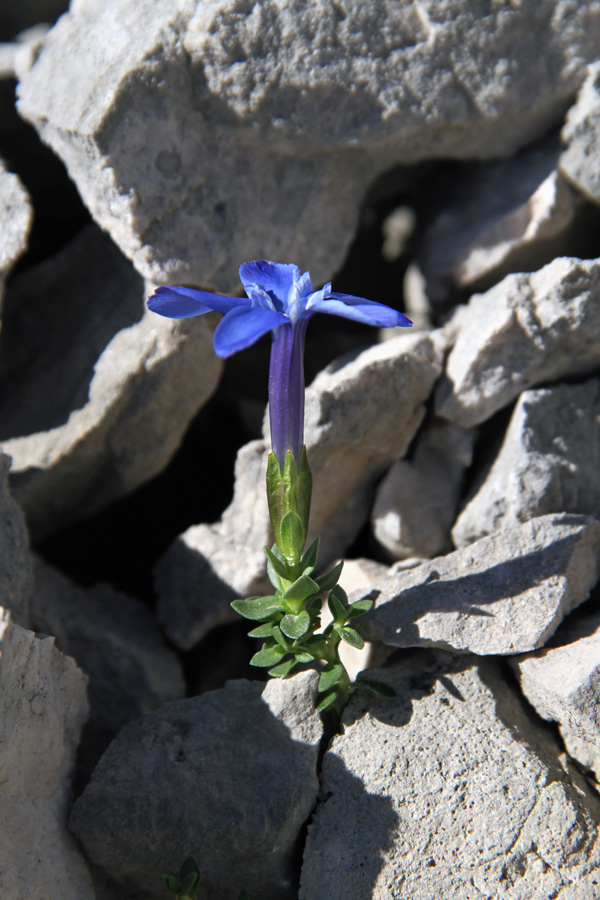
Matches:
[[157, 331, 443, 650], [356, 514, 600, 656], [0, 160, 32, 303], [0, 226, 221, 539], [30, 557, 186, 782], [420, 137, 580, 302], [513, 610, 600, 744], [436, 257, 600, 427], [453, 380, 600, 548], [560, 62, 600, 205], [372, 416, 473, 559], [0, 450, 32, 627], [70, 672, 323, 900], [0, 608, 94, 900], [300, 652, 600, 900], [16, 0, 600, 290]]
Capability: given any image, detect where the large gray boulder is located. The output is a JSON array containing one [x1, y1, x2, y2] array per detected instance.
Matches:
[[452, 380, 600, 548], [156, 330, 444, 650], [301, 652, 600, 899], [0, 450, 32, 627], [16, 0, 600, 291], [0, 226, 222, 539], [356, 514, 600, 656], [560, 62, 600, 205], [0, 160, 31, 304], [70, 672, 323, 900], [0, 608, 93, 900], [436, 257, 600, 428]]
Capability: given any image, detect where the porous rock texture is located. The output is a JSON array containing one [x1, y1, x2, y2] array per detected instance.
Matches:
[[560, 61, 600, 205], [70, 672, 323, 900], [453, 379, 600, 548], [30, 556, 186, 782], [0, 451, 32, 627], [0, 608, 94, 900], [356, 514, 600, 656], [0, 225, 221, 539], [156, 330, 443, 650], [0, 159, 32, 304], [16, 0, 600, 291], [300, 651, 600, 900], [435, 256, 600, 428]]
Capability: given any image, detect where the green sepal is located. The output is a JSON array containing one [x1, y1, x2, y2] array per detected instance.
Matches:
[[231, 596, 282, 621], [280, 611, 311, 639], [316, 688, 339, 713], [280, 510, 305, 563], [268, 658, 299, 678], [318, 662, 344, 693], [328, 591, 348, 624], [297, 445, 313, 543], [282, 572, 320, 604], [250, 644, 286, 667], [248, 622, 276, 638], [347, 598, 373, 619], [266, 451, 285, 546], [180, 870, 199, 899], [162, 874, 179, 895], [300, 536, 320, 573], [316, 560, 344, 593], [355, 678, 397, 699], [340, 626, 364, 649]]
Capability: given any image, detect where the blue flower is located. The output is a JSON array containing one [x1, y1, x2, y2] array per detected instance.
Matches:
[[147, 260, 411, 462]]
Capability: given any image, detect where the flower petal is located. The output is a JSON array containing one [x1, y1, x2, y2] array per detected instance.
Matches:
[[308, 290, 413, 328], [147, 285, 247, 319], [239, 260, 302, 304], [213, 306, 288, 357]]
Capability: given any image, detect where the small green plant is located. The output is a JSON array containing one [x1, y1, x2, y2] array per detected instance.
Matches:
[[163, 856, 253, 900]]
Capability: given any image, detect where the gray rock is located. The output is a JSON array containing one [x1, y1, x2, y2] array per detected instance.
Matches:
[[157, 331, 443, 650], [70, 672, 323, 900], [512, 610, 600, 744], [16, 0, 600, 291], [560, 62, 600, 205], [0, 160, 32, 303], [0, 450, 32, 627], [30, 557, 186, 782], [372, 416, 473, 559], [419, 137, 580, 303], [300, 651, 600, 900], [436, 257, 600, 428], [560, 727, 600, 787], [0, 226, 221, 539], [453, 380, 600, 548], [0, 607, 94, 900], [356, 514, 600, 655]]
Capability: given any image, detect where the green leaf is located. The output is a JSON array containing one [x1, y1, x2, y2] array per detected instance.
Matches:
[[329, 584, 348, 607], [356, 679, 397, 699], [264, 545, 291, 581], [248, 622, 276, 638], [231, 596, 282, 621], [315, 560, 344, 593], [316, 688, 339, 713], [328, 591, 348, 624], [280, 509, 305, 562], [282, 573, 320, 604], [280, 611, 311, 639], [300, 537, 320, 573], [294, 651, 314, 664], [340, 626, 364, 649], [180, 857, 201, 880], [162, 874, 179, 895], [318, 662, 344, 693], [347, 598, 373, 619], [250, 645, 286, 667], [268, 658, 299, 678], [180, 870, 199, 898], [238, 892, 253, 900], [271, 626, 290, 649]]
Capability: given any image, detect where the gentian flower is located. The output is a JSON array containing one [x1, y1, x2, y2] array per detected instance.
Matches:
[[147, 260, 412, 465]]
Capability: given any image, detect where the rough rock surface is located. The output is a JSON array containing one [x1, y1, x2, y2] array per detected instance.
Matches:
[[419, 136, 580, 302], [0, 160, 32, 303], [156, 331, 443, 650], [0, 226, 221, 539], [356, 514, 600, 656], [560, 62, 600, 205], [300, 651, 600, 900], [513, 610, 600, 743], [435, 257, 600, 428], [30, 557, 186, 782], [0, 608, 94, 900], [453, 380, 600, 548], [16, 1, 600, 290], [70, 672, 323, 900], [372, 416, 473, 559], [0, 451, 32, 627]]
